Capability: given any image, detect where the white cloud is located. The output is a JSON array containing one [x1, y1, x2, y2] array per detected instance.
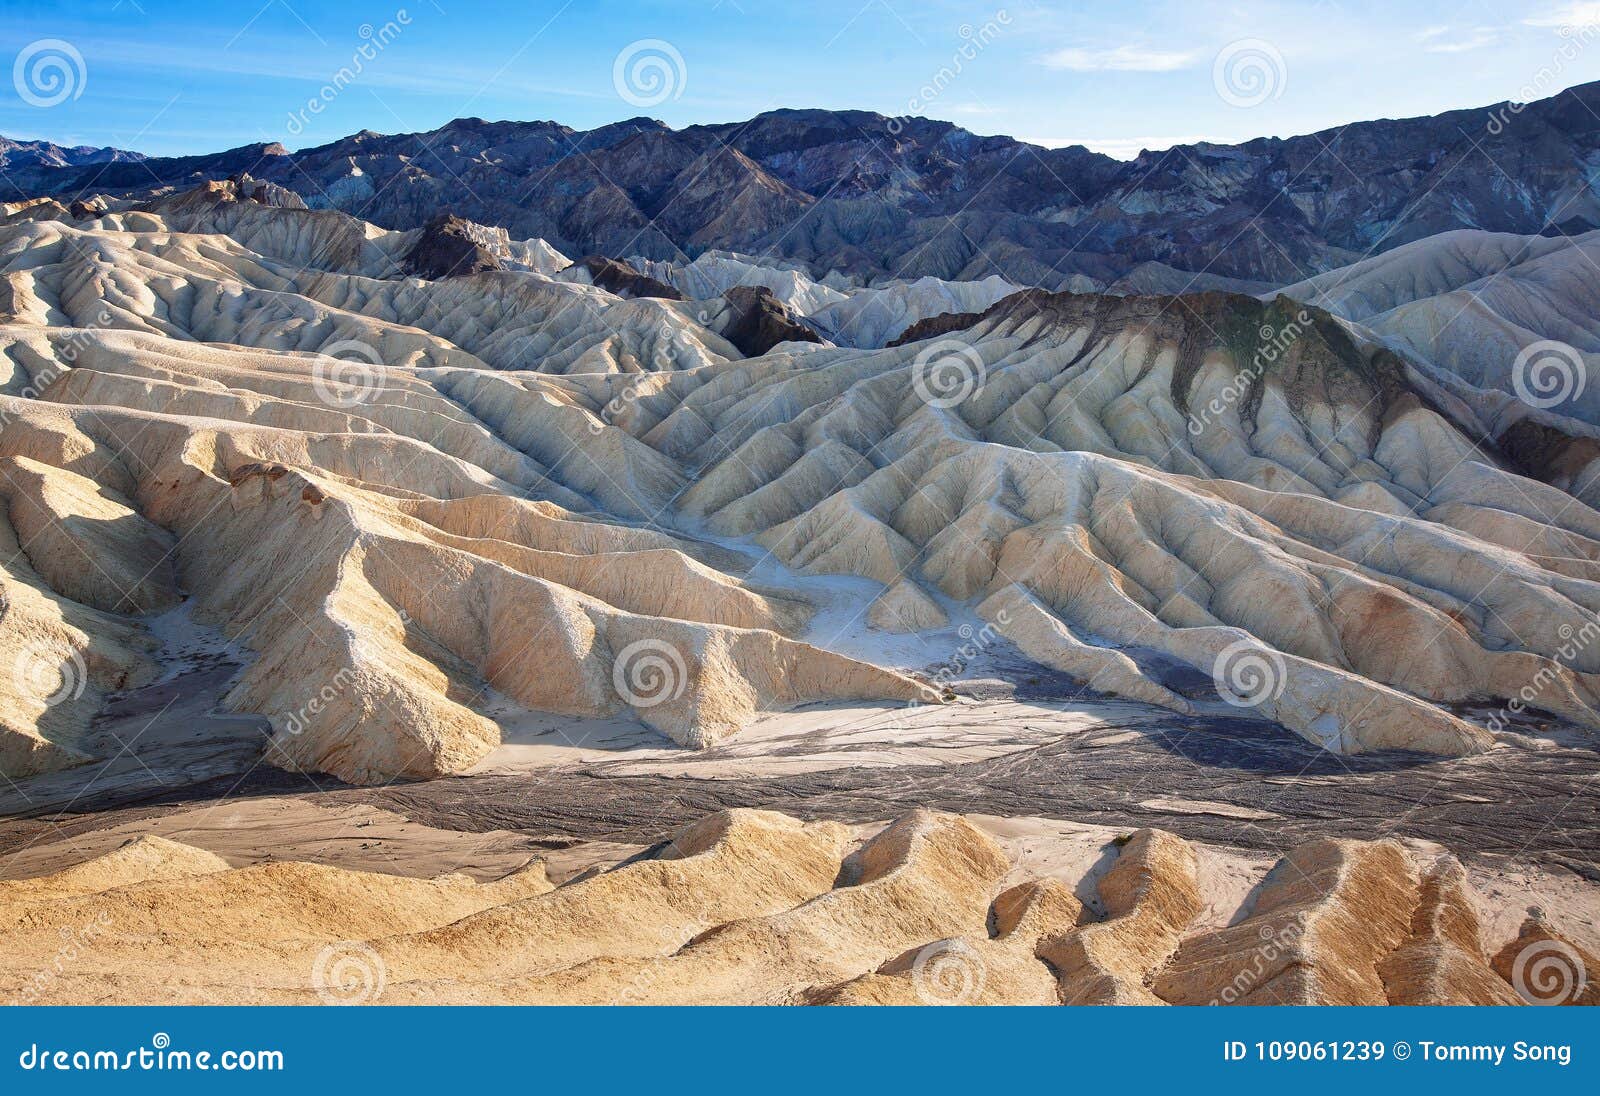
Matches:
[[1415, 26, 1499, 53], [1036, 45, 1199, 72], [1526, 3, 1600, 27]]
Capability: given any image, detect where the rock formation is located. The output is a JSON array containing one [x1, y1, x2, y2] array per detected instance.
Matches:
[[2, 68, 1599, 1017], [1379, 857, 1523, 1006], [568, 256, 685, 300], [402, 213, 507, 280], [1044, 829, 1201, 1004], [1, 808, 1586, 1006], [1491, 913, 1600, 1006], [1156, 839, 1418, 1005], [716, 285, 822, 357], [7, 195, 1600, 784]]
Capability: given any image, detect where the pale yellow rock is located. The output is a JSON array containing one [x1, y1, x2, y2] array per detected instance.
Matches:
[[0, 836, 229, 904], [1155, 839, 1418, 1005], [813, 878, 1082, 1005], [380, 809, 851, 992], [867, 579, 948, 633], [1042, 829, 1202, 1004], [1379, 856, 1523, 1006], [8, 202, 1600, 784], [0, 806, 1583, 1007], [0, 454, 180, 614], [1490, 912, 1600, 1006], [481, 810, 1013, 1005]]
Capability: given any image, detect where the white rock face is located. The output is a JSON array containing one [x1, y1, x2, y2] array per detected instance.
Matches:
[[1279, 229, 1600, 425], [658, 291, 1600, 758], [630, 251, 849, 316], [504, 236, 571, 275], [868, 580, 948, 633], [808, 274, 1021, 348], [0, 204, 935, 784], [3, 196, 1597, 785], [1, 215, 733, 375], [628, 252, 1017, 348]]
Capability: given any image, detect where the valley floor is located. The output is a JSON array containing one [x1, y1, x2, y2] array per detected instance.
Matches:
[[3, 650, 1597, 997]]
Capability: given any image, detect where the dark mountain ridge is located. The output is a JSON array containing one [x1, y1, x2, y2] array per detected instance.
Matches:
[[6, 83, 1599, 286]]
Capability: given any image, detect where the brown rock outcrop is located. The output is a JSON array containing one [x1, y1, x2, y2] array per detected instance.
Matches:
[[1379, 856, 1523, 1005], [1155, 839, 1417, 1005], [1491, 912, 1599, 1006], [402, 212, 506, 279], [578, 255, 684, 299], [1042, 829, 1202, 1004], [719, 285, 822, 356]]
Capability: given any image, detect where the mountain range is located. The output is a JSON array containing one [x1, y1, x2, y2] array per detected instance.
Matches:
[[6, 81, 1600, 287]]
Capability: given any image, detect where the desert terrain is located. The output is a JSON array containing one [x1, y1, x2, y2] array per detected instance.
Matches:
[[2, 94, 1599, 1005]]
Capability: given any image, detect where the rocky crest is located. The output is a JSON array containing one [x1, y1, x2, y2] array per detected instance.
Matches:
[[6, 81, 1600, 285], [402, 212, 507, 279], [576, 255, 684, 300], [718, 285, 822, 356]]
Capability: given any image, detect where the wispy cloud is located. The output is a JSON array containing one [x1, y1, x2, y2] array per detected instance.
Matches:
[[1415, 25, 1499, 53], [1525, 2, 1600, 27], [1036, 45, 1199, 72]]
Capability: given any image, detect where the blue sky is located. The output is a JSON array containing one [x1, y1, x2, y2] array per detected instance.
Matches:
[[1, 0, 1598, 159]]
